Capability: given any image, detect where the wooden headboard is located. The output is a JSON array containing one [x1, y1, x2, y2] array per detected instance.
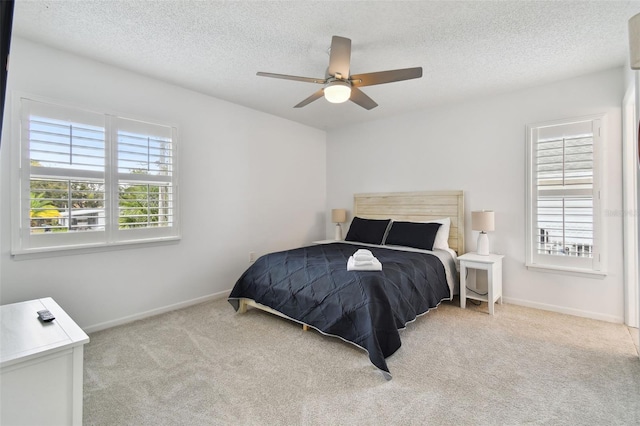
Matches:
[[353, 190, 465, 255]]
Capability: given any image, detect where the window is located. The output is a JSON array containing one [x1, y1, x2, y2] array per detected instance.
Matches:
[[525, 115, 604, 275], [12, 96, 179, 255]]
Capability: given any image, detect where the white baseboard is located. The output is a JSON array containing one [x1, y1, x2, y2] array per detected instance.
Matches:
[[82, 291, 625, 334], [503, 296, 624, 324], [83, 290, 231, 334]]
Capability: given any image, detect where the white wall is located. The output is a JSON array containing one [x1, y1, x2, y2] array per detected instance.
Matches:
[[0, 38, 327, 330], [326, 68, 626, 323]]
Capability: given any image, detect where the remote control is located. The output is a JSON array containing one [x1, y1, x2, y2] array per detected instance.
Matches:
[[37, 309, 55, 322]]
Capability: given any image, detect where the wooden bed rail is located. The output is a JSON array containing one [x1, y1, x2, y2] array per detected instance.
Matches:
[[238, 298, 310, 331]]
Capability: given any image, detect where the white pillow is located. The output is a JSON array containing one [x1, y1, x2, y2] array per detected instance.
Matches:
[[425, 217, 451, 250]]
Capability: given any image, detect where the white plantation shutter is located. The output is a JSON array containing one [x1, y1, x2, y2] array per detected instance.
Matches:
[[114, 117, 177, 241], [526, 116, 603, 274], [13, 96, 179, 255], [17, 100, 107, 250]]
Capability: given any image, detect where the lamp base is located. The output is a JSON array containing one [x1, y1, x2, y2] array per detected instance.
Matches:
[[477, 232, 490, 255], [334, 223, 342, 241]]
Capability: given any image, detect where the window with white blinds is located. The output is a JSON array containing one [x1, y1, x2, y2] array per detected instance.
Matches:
[[525, 115, 603, 275], [12, 97, 179, 255], [115, 117, 175, 241]]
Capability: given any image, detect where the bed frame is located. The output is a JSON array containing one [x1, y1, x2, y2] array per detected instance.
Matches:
[[353, 190, 465, 255], [237, 190, 465, 328]]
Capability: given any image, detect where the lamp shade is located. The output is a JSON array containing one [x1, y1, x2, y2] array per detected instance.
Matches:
[[471, 210, 495, 232], [331, 209, 347, 223], [630, 13, 640, 70], [324, 81, 351, 103]]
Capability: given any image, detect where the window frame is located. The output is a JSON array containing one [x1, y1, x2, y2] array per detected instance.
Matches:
[[525, 114, 606, 277], [11, 93, 180, 257]]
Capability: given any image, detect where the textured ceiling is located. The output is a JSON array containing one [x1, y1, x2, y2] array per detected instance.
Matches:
[[12, 0, 640, 130]]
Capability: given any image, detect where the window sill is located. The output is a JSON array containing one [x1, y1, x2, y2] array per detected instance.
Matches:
[[525, 263, 607, 279], [11, 236, 181, 261]]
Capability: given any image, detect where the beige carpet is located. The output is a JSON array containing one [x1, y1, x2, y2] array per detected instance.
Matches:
[[83, 298, 640, 425]]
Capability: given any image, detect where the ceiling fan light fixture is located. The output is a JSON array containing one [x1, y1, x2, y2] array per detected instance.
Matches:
[[257, 36, 422, 109], [324, 80, 351, 103]]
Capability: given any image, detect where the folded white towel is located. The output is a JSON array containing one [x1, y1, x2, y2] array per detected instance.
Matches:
[[347, 256, 382, 271], [354, 259, 375, 266], [354, 254, 374, 262], [355, 249, 373, 256], [353, 249, 374, 262]]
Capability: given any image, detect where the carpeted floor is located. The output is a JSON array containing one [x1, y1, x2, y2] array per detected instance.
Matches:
[[83, 298, 640, 425]]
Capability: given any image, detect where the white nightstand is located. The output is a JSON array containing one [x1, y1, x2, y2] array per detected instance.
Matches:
[[459, 252, 504, 315]]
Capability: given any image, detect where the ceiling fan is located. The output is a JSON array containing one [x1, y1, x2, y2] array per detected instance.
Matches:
[[256, 35, 423, 110]]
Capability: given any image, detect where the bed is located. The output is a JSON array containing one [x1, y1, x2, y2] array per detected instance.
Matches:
[[228, 190, 465, 379]]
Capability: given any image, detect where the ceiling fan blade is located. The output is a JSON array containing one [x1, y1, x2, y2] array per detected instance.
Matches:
[[350, 67, 423, 87], [257, 72, 325, 84], [328, 36, 351, 78], [349, 87, 378, 110], [294, 89, 325, 108]]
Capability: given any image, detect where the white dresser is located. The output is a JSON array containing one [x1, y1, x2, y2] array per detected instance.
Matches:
[[1, 297, 89, 426]]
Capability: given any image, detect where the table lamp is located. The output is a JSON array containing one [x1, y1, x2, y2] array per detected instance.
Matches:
[[472, 210, 495, 256], [331, 209, 347, 240]]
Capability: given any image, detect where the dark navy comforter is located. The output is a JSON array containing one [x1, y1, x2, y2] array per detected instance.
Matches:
[[228, 242, 450, 378]]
